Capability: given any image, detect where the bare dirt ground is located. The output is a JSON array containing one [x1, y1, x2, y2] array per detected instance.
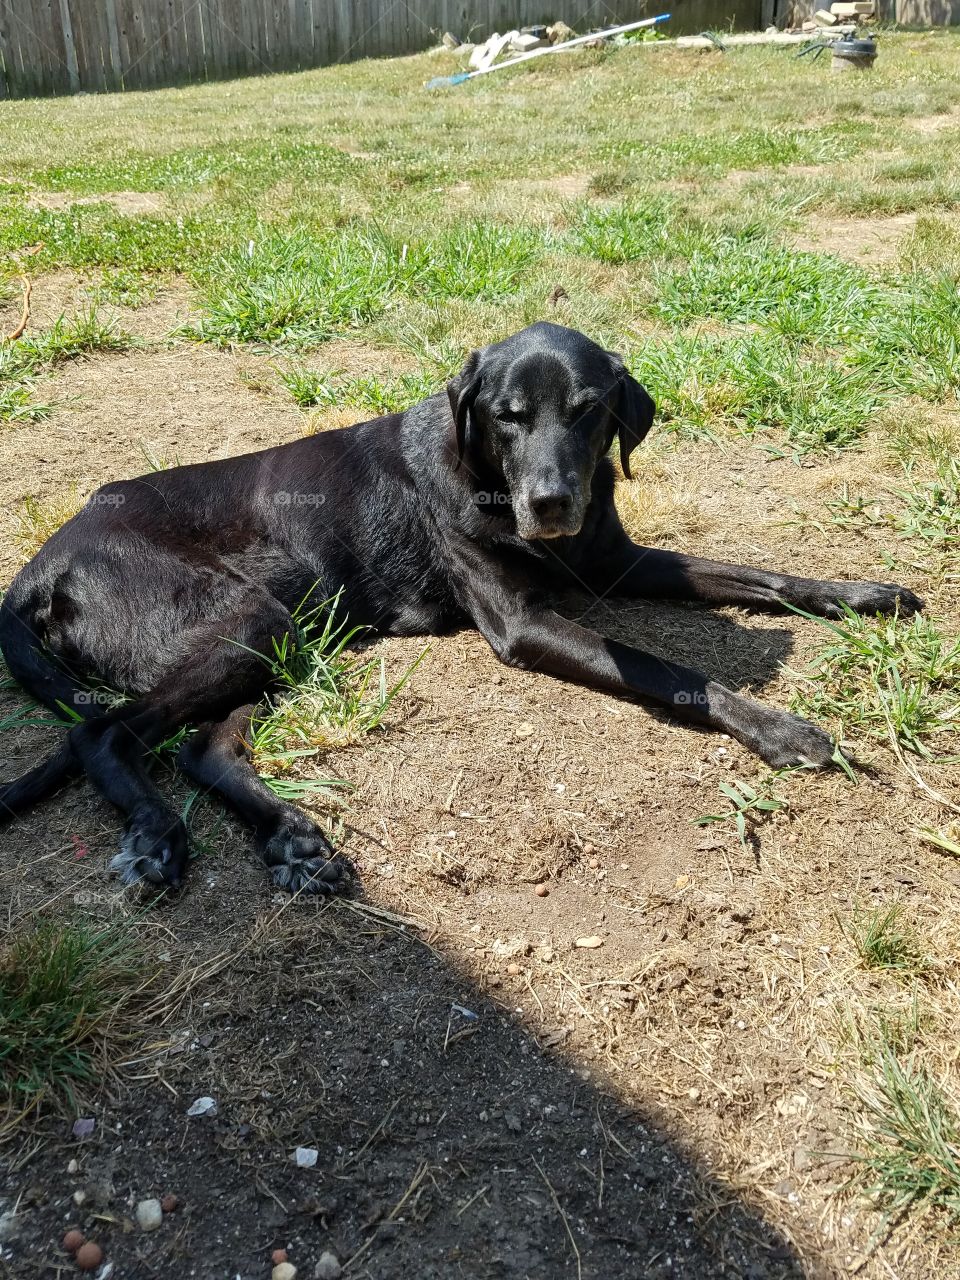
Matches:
[[2, 284, 960, 1280]]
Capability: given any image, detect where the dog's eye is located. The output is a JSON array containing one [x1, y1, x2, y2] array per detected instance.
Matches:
[[498, 409, 528, 427]]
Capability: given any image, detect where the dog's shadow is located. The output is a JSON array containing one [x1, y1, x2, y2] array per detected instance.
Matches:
[[561, 593, 796, 694]]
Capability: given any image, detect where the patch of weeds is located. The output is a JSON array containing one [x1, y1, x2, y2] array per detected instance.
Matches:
[[693, 770, 794, 848], [14, 491, 84, 560], [789, 606, 960, 758], [654, 238, 890, 342], [338, 370, 443, 415], [190, 227, 400, 346], [628, 332, 885, 452], [278, 366, 335, 409], [567, 197, 678, 264], [95, 268, 159, 308], [0, 917, 152, 1118], [249, 593, 425, 793], [588, 171, 628, 197], [899, 213, 960, 277], [280, 367, 443, 414], [845, 904, 929, 975], [19, 305, 132, 364], [0, 203, 218, 273], [411, 221, 545, 302], [853, 276, 960, 402], [0, 305, 129, 424], [849, 1041, 960, 1228]]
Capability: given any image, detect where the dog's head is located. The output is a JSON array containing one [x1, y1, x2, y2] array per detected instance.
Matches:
[[447, 322, 655, 540]]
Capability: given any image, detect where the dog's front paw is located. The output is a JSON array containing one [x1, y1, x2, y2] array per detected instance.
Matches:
[[111, 808, 190, 888], [261, 818, 348, 896], [756, 711, 835, 769], [826, 581, 924, 619]]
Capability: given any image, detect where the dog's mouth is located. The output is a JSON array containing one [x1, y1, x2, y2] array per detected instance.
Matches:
[[515, 511, 585, 541]]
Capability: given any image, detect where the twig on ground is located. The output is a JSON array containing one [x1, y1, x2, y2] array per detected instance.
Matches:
[[4, 275, 32, 342]]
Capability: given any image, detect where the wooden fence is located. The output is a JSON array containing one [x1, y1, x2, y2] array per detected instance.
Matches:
[[0, 0, 765, 98]]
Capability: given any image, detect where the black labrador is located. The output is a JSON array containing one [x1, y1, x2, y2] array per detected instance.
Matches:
[[0, 322, 921, 894]]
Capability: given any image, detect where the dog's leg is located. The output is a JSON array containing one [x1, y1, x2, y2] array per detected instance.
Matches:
[[595, 541, 923, 618], [67, 592, 321, 892], [473, 599, 834, 768], [177, 706, 346, 895]]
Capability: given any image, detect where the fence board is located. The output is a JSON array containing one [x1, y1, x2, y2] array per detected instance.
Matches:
[[3, 0, 959, 98]]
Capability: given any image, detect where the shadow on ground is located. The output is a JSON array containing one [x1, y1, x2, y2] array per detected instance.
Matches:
[[0, 891, 814, 1280]]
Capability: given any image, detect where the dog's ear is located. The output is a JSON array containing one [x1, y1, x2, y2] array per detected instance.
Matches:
[[447, 351, 483, 470], [608, 360, 655, 481]]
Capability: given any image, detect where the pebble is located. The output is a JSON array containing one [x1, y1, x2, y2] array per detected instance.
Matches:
[[534, 883, 548, 897], [506, 962, 520, 976], [63, 1229, 86, 1253], [73, 1190, 87, 1206], [0, 1211, 18, 1244], [582, 842, 596, 856], [67, 1159, 79, 1175], [160, 1193, 179, 1214], [294, 1146, 319, 1169], [588, 857, 600, 869], [186, 1095, 218, 1118], [272, 1249, 289, 1265], [135, 1198, 163, 1231], [272, 1264, 297, 1280], [75, 1241, 104, 1271], [314, 1251, 342, 1279], [575, 935, 604, 949]]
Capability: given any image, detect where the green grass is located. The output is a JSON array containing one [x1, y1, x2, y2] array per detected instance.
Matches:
[[0, 305, 132, 423], [249, 593, 424, 795], [845, 904, 930, 975], [0, 917, 150, 1117], [789, 607, 960, 759], [850, 1042, 960, 1228]]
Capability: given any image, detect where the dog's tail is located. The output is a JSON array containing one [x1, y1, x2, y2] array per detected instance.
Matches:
[[0, 741, 80, 820], [0, 597, 87, 820]]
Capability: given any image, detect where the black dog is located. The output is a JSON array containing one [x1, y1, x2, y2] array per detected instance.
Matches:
[[0, 322, 920, 894]]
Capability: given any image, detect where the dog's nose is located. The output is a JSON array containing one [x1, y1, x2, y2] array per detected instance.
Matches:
[[529, 486, 574, 522]]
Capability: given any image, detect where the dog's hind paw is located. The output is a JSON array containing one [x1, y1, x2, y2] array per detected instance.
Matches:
[[261, 820, 348, 896], [111, 808, 190, 889]]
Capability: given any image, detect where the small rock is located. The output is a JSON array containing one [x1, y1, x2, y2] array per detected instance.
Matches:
[[273, 1264, 298, 1280], [272, 1248, 289, 1265], [0, 1210, 19, 1243], [135, 1198, 163, 1232], [588, 857, 600, 869], [67, 1159, 79, 1175], [72, 1117, 96, 1141], [73, 1190, 87, 1206], [63, 1228, 85, 1253], [160, 1193, 179, 1214], [575, 935, 604, 949], [314, 1253, 342, 1280], [582, 842, 596, 856], [186, 1096, 217, 1118], [492, 937, 530, 959], [506, 962, 520, 976], [534, 883, 549, 897], [294, 1146, 318, 1169], [75, 1241, 104, 1271]]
